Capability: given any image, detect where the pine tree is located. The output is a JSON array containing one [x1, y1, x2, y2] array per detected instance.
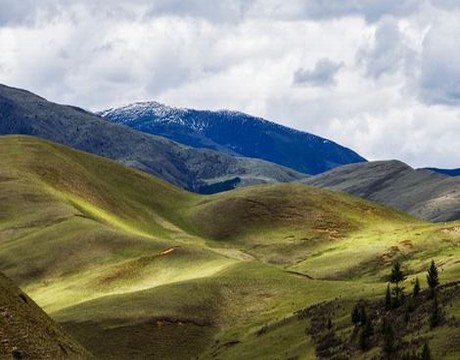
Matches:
[[385, 283, 392, 310], [359, 328, 367, 351], [404, 308, 410, 323], [359, 305, 367, 326], [426, 260, 439, 297], [420, 342, 432, 360], [359, 318, 373, 351], [364, 318, 373, 337], [413, 277, 420, 298], [390, 261, 405, 286], [389, 261, 406, 307], [327, 317, 333, 330], [430, 294, 441, 328], [382, 320, 396, 359], [351, 304, 360, 326]]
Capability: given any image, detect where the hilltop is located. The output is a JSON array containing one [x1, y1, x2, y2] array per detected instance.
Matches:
[[100, 101, 366, 175], [302, 160, 460, 222]]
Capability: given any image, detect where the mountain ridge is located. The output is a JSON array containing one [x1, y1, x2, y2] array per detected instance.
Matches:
[[302, 159, 460, 222], [0, 83, 305, 193], [426, 167, 460, 177], [99, 101, 367, 175]]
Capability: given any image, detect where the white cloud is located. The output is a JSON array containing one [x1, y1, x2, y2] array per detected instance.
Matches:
[[418, 10, 460, 106], [0, 0, 459, 169], [293, 58, 343, 87], [356, 16, 419, 79]]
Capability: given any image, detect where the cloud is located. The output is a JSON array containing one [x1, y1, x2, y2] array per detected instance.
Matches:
[[431, 0, 460, 10], [418, 12, 460, 106], [0, 0, 459, 169], [245, 0, 421, 22], [0, 0, 424, 27], [146, 0, 254, 23], [0, 0, 41, 26], [293, 59, 343, 87], [302, 0, 421, 22], [356, 16, 418, 79]]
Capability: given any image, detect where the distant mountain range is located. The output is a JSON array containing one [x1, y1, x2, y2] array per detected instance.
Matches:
[[426, 167, 460, 177], [302, 160, 460, 222], [1, 83, 458, 222], [99, 101, 366, 175], [0, 84, 305, 193]]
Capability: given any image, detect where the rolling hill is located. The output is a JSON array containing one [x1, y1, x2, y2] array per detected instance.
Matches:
[[0, 271, 92, 359], [302, 160, 460, 222], [0, 135, 458, 359], [99, 101, 366, 175], [0, 83, 305, 193]]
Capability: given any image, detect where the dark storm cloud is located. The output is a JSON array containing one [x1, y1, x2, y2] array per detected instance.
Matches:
[[293, 59, 343, 87]]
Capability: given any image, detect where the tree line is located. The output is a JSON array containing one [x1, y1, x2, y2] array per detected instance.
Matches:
[[351, 260, 441, 359]]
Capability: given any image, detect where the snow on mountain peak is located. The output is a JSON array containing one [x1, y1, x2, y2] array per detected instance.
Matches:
[[99, 101, 329, 140], [98, 101, 188, 125]]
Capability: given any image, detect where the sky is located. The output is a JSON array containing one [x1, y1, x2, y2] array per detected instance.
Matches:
[[0, 0, 459, 169]]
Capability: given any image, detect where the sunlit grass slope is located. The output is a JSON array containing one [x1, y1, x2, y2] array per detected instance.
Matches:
[[187, 183, 421, 266], [0, 135, 458, 359], [0, 135, 234, 309]]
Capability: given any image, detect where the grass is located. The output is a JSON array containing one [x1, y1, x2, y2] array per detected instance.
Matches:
[[0, 135, 459, 359], [0, 271, 93, 359]]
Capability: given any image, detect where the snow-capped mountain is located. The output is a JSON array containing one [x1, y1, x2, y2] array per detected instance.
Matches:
[[100, 102, 366, 175]]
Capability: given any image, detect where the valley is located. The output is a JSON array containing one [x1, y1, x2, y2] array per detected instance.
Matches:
[[0, 135, 458, 359]]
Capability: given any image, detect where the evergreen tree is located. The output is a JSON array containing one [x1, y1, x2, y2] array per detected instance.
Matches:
[[385, 283, 392, 310], [364, 318, 373, 337], [404, 308, 410, 323], [413, 277, 420, 298], [359, 318, 373, 351], [427, 260, 439, 297], [359, 328, 368, 351], [390, 261, 405, 284], [359, 305, 367, 326], [382, 320, 396, 359], [327, 317, 333, 331], [389, 261, 406, 307], [420, 342, 432, 360], [430, 294, 441, 328], [351, 304, 360, 326], [401, 350, 418, 360]]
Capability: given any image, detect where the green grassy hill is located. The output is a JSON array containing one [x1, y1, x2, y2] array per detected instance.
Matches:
[[0, 135, 458, 359]]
